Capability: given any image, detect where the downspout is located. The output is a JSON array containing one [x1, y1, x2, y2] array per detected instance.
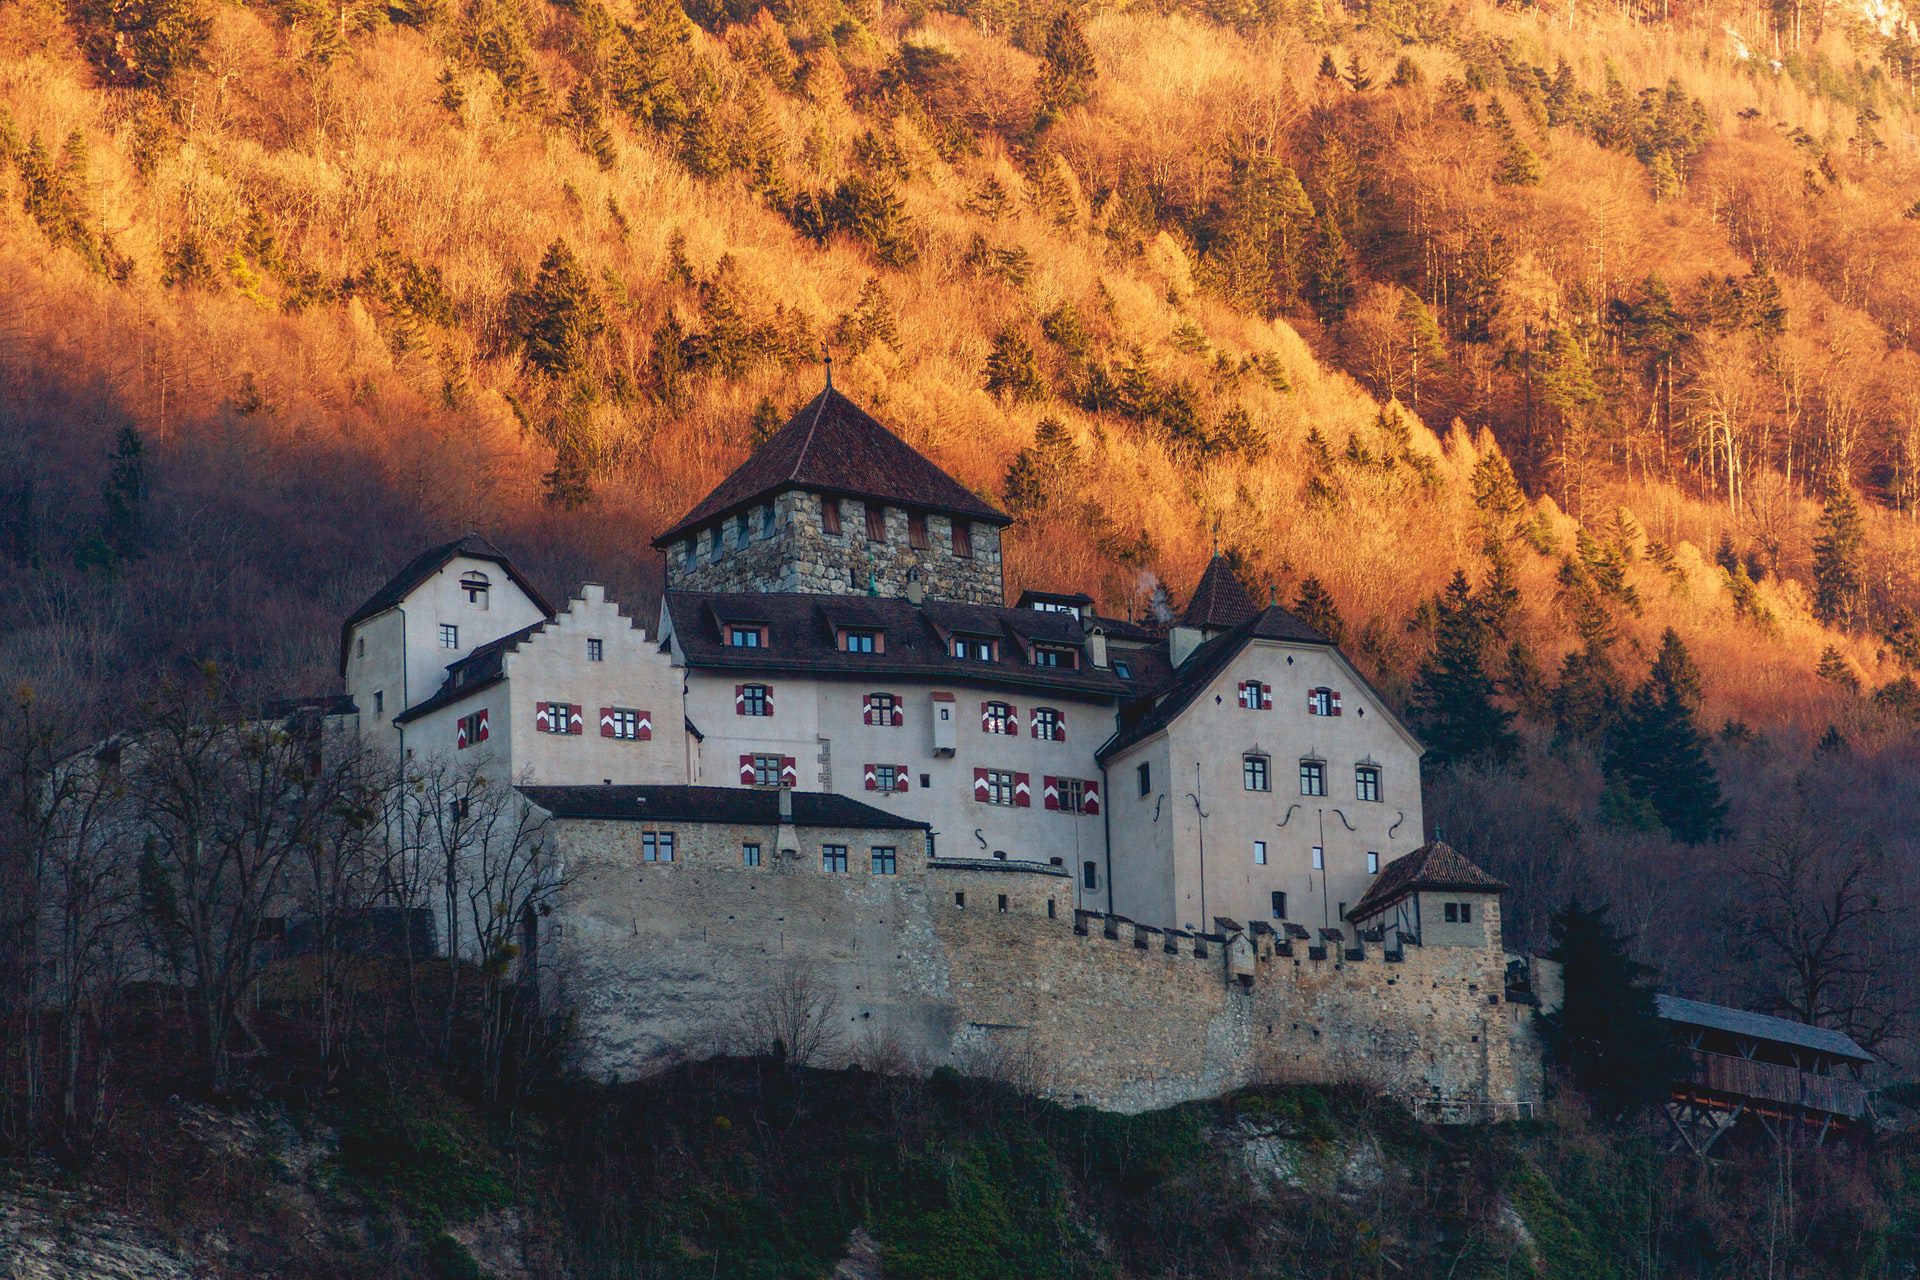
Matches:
[[395, 605, 408, 762], [1099, 758, 1113, 915]]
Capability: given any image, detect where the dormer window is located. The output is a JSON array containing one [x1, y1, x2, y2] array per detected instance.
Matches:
[[726, 623, 767, 648], [951, 635, 996, 661], [1113, 659, 1133, 679], [460, 571, 490, 607], [864, 502, 886, 541], [1032, 643, 1078, 670], [821, 497, 843, 536], [839, 628, 882, 654], [908, 512, 928, 549], [952, 519, 973, 559]]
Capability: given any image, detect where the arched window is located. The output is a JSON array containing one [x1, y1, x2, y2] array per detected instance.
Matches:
[[460, 571, 491, 607]]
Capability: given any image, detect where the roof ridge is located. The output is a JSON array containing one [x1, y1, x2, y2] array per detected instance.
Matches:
[[788, 388, 831, 482]]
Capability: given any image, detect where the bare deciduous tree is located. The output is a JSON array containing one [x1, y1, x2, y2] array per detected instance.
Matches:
[[742, 962, 844, 1069]]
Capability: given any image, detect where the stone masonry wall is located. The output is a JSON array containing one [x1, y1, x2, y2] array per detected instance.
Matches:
[[549, 816, 1542, 1117], [664, 491, 1004, 605]]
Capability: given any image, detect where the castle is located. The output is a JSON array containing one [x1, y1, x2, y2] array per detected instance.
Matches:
[[332, 382, 1547, 1116]]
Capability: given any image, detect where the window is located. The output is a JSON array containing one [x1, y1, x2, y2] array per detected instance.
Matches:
[[751, 754, 785, 787], [908, 512, 928, 549], [866, 693, 899, 726], [743, 842, 762, 868], [1056, 777, 1086, 813], [955, 892, 966, 909], [1300, 760, 1327, 796], [735, 512, 750, 546], [874, 764, 900, 792], [587, 638, 604, 662], [1355, 765, 1381, 802], [982, 701, 1015, 735], [708, 529, 724, 563], [1113, 659, 1133, 679], [679, 539, 694, 567], [1048, 898, 1056, 919], [840, 629, 879, 654], [1253, 840, 1268, 866], [1308, 687, 1343, 716], [356, 637, 365, 659], [1312, 845, 1324, 870], [1032, 644, 1078, 669], [1238, 680, 1271, 710], [821, 497, 842, 535], [726, 623, 765, 648], [951, 636, 996, 661], [1032, 707, 1063, 741], [1243, 754, 1270, 792], [456, 709, 488, 749], [1367, 850, 1381, 875], [606, 708, 645, 740], [642, 831, 675, 862], [822, 845, 849, 874], [1271, 891, 1287, 920], [1443, 901, 1475, 924], [440, 623, 459, 649], [997, 894, 1008, 913], [539, 702, 581, 735], [871, 846, 897, 875], [982, 769, 1017, 805], [919, 773, 930, 788], [1082, 860, 1098, 890], [460, 571, 490, 605], [865, 502, 886, 541], [738, 684, 771, 716], [373, 690, 384, 715], [1137, 762, 1151, 796], [761, 504, 777, 536], [952, 519, 973, 558]]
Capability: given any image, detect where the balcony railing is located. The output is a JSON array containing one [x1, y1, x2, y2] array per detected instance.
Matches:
[[1682, 1050, 1867, 1119]]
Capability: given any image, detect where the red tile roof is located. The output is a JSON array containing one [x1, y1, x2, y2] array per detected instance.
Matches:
[[1348, 841, 1507, 922], [1179, 555, 1260, 630]]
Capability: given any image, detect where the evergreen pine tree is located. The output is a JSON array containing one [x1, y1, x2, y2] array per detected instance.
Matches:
[[1343, 51, 1372, 92], [1396, 287, 1447, 406], [519, 240, 604, 379], [749, 397, 785, 447], [1304, 207, 1352, 324], [984, 328, 1048, 404], [100, 425, 148, 560], [1486, 98, 1543, 185], [1603, 629, 1727, 844], [1884, 606, 1920, 669], [71, 0, 210, 89], [1412, 570, 1518, 767], [566, 82, 617, 171], [1293, 575, 1345, 645], [1002, 417, 1079, 513], [1035, 9, 1096, 122], [1816, 645, 1861, 692], [834, 277, 900, 357], [1542, 900, 1675, 1117], [1317, 51, 1340, 82], [1470, 445, 1528, 538], [1811, 483, 1865, 629]]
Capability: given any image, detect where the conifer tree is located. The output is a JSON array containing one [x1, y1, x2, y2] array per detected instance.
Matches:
[[1034, 9, 1095, 123], [71, 0, 210, 89], [1304, 207, 1352, 324], [566, 82, 617, 171], [1884, 606, 1920, 669], [519, 241, 604, 379], [1542, 900, 1675, 1117], [984, 328, 1048, 404], [100, 425, 148, 561], [749, 397, 785, 447], [1002, 417, 1079, 513], [1816, 645, 1860, 692], [1470, 445, 1527, 539], [1604, 629, 1727, 844], [1317, 51, 1340, 82], [1293, 575, 1344, 645], [1412, 570, 1517, 767], [1396, 288, 1447, 406], [1487, 98, 1543, 185], [1342, 51, 1372, 92], [831, 170, 917, 266], [1811, 483, 1865, 629], [834, 277, 900, 357]]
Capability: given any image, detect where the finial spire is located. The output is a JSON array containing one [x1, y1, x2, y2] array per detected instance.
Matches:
[[867, 570, 879, 597], [823, 345, 833, 390]]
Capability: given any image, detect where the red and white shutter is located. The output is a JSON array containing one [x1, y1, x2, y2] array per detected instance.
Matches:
[[739, 754, 755, 784], [475, 708, 488, 743], [635, 710, 652, 741], [1307, 689, 1320, 715], [1056, 710, 1066, 742], [980, 702, 993, 732], [1083, 779, 1101, 815], [765, 687, 775, 717], [570, 705, 585, 734], [456, 717, 470, 750], [1330, 690, 1343, 715], [535, 701, 553, 732], [1043, 775, 1059, 811], [780, 756, 797, 786], [894, 764, 909, 792], [735, 685, 747, 716], [600, 707, 616, 738], [1007, 704, 1020, 734], [891, 700, 904, 726], [1013, 771, 1031, 807], [863, 695, 875, 726], [973, 767, 989, 801], [1260, 683, 1273, 709], [863, 764, 878, 791], [1239, 681, 1255, 709]]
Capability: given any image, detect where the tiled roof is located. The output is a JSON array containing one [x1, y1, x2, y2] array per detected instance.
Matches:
[[1655, 995, 1873, 1063], [652, 386, 1008, 546], [393, 620, 547, 725], [665, 591, 1131, 698], [256, 693, 360, 720], [1180, 555, 1260, 630], [519, 784, 928, 831], [1347, 841, 1507, 921], [339, 534, 555, 672], [1096, 605, 1336, 761]]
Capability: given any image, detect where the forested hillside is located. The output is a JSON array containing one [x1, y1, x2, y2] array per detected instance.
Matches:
[[1, 0, 1918, 1053]]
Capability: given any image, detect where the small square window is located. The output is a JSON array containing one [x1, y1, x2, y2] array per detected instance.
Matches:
[[739, 684, 771, 716], [981, 769, 1017, 805], [1057, 777, 1087, 813], [874, 764, 899, 792], [1253, 840, 1267, 866], [872, 846, 897, 875], [587, 638, 604, 662], [751, 754, 784, 787], [1444, 902, 1460, 923], [823, 844, 849, 874], [1114, 659, 1133, 679], [642, 831, 675, 862], [440, 623, 459, 649], [743, 842, 762, 868], [1367, 850, 1380, 875], [1030, 706, 1061, 741], [1243, 755, 1270, 792], [1460, 901, 1473, 923]]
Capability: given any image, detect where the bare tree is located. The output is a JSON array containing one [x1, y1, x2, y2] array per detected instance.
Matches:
[[742, 962, 844, 1069]]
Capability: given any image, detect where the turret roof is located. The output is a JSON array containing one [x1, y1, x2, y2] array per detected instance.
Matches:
[[1180, 554, 1260, 630], [1347, 841, 1507, 922]]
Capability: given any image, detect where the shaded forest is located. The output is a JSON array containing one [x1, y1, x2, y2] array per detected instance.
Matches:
[[0, 0, 1917, 1066]]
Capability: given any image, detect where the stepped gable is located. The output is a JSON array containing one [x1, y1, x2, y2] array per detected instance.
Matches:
[[338, 533, 554, 670], [1348, 840, 1507, 921], [652, 386, 1008, 547], [1097, 605, 1334, 761], [1180, 554, 1260, 630]]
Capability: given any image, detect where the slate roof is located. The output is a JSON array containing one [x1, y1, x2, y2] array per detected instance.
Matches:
[[1180, 555, 1260, 630], [1347, 841, 1507, 922], [665, 591, 1132, 698], [393, 620, 548, 725], [1655, 995, 1874, 1064], [256, 693, 360, 720], [1096, 605, 1338, 761], [652, 386, 1009, 546], [519, 784, 928, 831], [339, 535, 555, 672]]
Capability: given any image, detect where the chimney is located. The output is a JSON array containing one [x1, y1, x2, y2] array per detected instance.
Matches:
[[778, 786, 793, 823], [1088, 627, 1109, 669], [1169, 624, 1203, 667]]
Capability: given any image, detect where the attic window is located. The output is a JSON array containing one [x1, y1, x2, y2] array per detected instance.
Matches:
[[865, 502, 886, 541], [726, 623, 767, 648], [951, 636, 996, 661], [821, 497, 843, 536], [1032, 643, 1078, 670], [908, 512, 928, 549], [460, 572, 491, 607], [1113, 659, 1133, 680], [952, 519, 973, 559], [840, 628, 883, 654]]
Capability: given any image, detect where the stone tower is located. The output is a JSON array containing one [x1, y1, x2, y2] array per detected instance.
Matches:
[[652, 385, 1010, 605]]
